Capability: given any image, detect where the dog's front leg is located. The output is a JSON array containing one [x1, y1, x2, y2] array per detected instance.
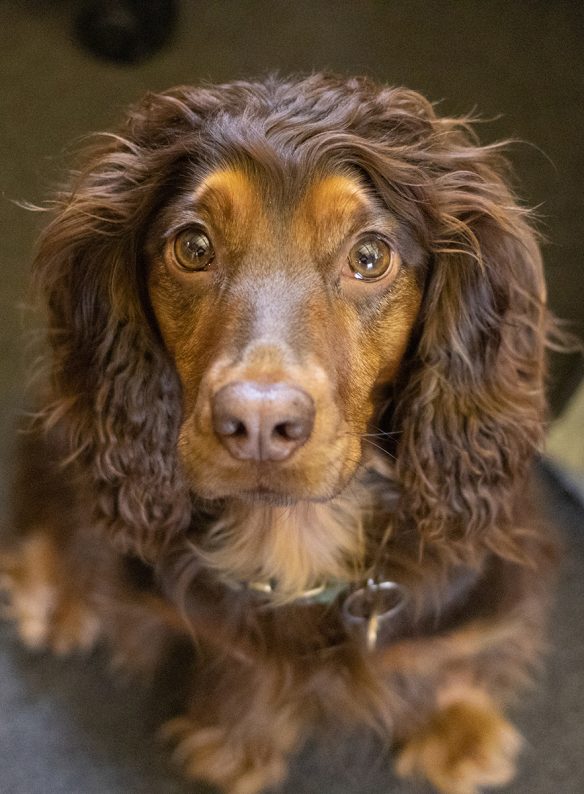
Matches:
[[163, 655, 306, 794], [395, 685, 521, 794]]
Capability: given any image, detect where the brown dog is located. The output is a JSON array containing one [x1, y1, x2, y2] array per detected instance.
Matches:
[[1, 74, 555, 794]]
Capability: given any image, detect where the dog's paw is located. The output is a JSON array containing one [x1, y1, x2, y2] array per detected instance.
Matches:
[[395, 695, 522, 794], [162, 716, 289, 794], [0, 534, 100, 655]]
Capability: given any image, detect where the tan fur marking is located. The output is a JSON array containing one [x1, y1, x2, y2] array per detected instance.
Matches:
[[396, 689, 522, 794], [193, 168, 267, 254], [164, 716, 296, 794], [0, 532, 100, 654], [294, 174, 370, 254]]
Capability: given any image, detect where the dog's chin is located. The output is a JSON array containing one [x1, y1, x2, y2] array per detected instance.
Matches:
[[237, 488, 304, 507], [234, 487, 347, 507], [186, 466, 358, 507], [193, 484, 346, 508]]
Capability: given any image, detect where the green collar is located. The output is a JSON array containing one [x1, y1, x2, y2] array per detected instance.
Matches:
[[243, 577, 412, 650], [246, 579, 348, 606]]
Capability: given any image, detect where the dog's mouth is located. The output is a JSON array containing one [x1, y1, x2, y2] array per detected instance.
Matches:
[[238, 487, 302, 506], [181, 459, 359, 506], [183, 450, 360, 504], [235, 485, 345, 507]]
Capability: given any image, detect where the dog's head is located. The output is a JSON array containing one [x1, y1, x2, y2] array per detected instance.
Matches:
[[35, 75, 547, 566], [147, 160, 423, 504]]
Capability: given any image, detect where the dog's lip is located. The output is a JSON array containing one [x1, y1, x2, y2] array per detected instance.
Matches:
[[185, 452, 359, 504], [238, 487, 302, 506], [234, 482, 349, 506]]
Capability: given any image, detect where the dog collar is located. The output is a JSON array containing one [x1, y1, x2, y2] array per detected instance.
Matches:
[[246, 577, 410, 650], [246, 579, 348, 605]]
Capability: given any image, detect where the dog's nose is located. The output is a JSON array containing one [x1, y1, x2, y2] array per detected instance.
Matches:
[[212, 381, 315, 462]]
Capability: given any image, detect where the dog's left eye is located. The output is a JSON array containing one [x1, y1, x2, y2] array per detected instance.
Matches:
[[173, 228, 215, 271], [348, 236, 397, 281]]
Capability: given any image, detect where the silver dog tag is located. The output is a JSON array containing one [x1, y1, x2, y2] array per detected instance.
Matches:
[[342, 579, 408, 650]]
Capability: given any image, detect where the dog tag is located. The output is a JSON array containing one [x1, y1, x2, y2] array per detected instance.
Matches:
[[342, 579, 408, 650]]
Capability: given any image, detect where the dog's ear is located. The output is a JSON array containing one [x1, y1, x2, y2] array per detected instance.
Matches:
[[32, 89, 212, 559], [391, 145, 548, 561]]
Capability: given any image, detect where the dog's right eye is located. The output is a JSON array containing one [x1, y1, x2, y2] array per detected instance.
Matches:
[[173, 228, 215, 271]]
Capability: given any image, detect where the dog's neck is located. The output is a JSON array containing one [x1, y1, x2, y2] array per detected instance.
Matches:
[[196, 489, 371, 603]]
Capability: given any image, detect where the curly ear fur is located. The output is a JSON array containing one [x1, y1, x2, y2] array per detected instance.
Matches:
[[31, 84, 269, 558], [32, 94, 210, 559], [389, 124, 548, 562]]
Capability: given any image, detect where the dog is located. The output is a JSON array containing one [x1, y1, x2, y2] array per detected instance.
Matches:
[[1, 74, 556, 794]]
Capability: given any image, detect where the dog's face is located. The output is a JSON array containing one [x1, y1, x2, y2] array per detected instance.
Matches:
[[35, 76, 547, 562], [147, 166, 423, 503]]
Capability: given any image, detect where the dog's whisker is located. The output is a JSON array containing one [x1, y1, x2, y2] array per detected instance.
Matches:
[[362, 438, 398, 461]]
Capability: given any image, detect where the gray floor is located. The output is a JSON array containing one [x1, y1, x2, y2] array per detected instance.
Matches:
[[1, 3, 583, 793]]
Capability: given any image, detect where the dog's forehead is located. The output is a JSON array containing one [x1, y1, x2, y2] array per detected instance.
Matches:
[[193, 168, 262, 229], [192, 166, 380, 253], [294, 174, 378, 252]]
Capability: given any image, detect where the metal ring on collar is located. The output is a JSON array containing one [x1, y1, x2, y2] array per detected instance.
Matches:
[[342, 579, 409, 649]]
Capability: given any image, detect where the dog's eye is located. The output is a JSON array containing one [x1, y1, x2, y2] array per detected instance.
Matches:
[[173, 228, 215, 271], [348, 236, 397, 281]]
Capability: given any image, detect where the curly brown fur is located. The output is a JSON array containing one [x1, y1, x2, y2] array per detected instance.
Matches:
[[2, 74, 557, 794]]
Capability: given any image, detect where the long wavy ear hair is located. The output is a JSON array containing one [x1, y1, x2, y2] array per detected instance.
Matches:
[[358, 88, 549, 566], [31, 88, 227, 560]]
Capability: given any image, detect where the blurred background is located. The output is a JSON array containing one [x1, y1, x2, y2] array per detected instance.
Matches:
[[0, 2, 582, 793]]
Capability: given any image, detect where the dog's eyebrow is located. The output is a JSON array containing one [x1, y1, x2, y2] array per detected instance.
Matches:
[[192, 168, 264, 227], [294, 174, 398, 258], [187, 168, 271, 258], [298, 174, 368, 223]]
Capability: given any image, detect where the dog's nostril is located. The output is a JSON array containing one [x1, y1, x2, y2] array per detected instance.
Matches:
[[215, 417, 247, 438], [274, 421, 304, 441], [230, 420, 247, 437], [212, 382, 315, 462]]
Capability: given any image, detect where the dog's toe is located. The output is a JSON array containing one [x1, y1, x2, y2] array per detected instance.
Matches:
[[396, 695, 522, 794], [0, 534, 100, 655], [162, 716, 288, 794]]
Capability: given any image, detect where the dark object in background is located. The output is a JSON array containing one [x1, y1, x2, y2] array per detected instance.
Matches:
[[74, 0, 177, 65]]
